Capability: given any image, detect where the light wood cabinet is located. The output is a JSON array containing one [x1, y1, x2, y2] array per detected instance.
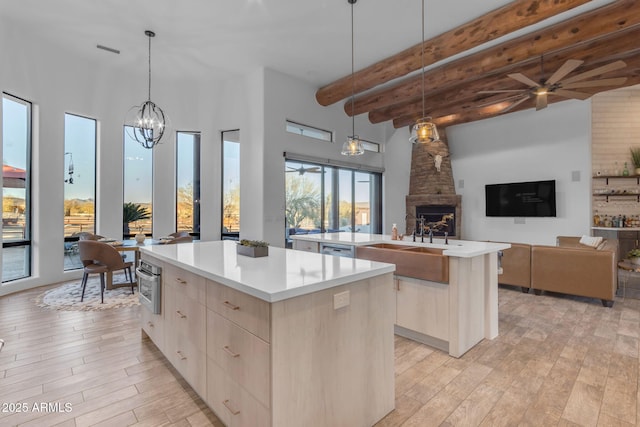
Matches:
[[292, 239, 319, 253], [207, 309, 270, 408], [206, 279, 270, 342], [141, 302, 164, 351], [163, 268, 207, 397], [395, 276, 449, 341], [141, 253, 394, 427]]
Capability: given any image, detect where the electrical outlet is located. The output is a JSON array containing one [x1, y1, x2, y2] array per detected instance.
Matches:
[[333, 290, 350, 310]]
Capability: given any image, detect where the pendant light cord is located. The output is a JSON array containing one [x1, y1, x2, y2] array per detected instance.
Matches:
[[148, 34, 152, 102], [421, 0, 425, 119], [350, 0, 355, 137]]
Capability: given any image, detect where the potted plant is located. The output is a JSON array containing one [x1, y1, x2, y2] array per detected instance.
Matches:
[[627, 248, 640, 265], [630, 147, 640, 175], [237, 239, 269, 257], [123, 202, 151, 235]]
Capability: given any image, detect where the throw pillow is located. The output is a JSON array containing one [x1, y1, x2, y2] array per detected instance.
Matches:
[[579, 235, 603, 248]]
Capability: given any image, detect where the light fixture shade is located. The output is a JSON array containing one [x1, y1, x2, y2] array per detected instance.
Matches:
[[409, 118, 439, 144], [125, 100, 167, 149], [341, 136, 364, 156]]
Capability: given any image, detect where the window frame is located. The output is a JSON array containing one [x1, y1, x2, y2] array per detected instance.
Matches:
[[221, 129, 240, 240], [2, 92, 33, 282], [175, 130, 201, 238]]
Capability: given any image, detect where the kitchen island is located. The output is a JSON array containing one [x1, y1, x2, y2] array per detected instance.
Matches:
[[291, 233, 510, 358], [139, 240, 395, 427]]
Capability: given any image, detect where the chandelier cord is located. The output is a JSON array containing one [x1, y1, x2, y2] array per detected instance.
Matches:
[[148, 34, 152, 102], [350, 0, 355, 138], [421, 0, 425, 119]]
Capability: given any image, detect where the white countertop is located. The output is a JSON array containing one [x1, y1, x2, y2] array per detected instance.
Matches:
[[140, 240, 395, 303], [592, 227, 640, 231], [290, 233, 510, 258]]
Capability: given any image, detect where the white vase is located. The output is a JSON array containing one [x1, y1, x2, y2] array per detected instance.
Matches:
[[135, 233, 146, 244], [631, 257, 640, 266]]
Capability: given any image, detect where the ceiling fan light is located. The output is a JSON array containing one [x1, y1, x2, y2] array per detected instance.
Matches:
[[342, 136, 364, 156], [409, 118, 439, 144]]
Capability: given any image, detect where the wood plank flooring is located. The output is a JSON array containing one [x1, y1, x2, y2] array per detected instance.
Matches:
[[1, 283, 639, 426]]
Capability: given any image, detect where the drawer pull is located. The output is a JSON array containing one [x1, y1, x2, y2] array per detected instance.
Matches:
[[223, 345, 240, 358], [223, 301, 240, 311], [175, 278, 187, 285], [222, 399, 240, 415], [147, 321, 154, 328], [176, 310, 187, 319], [176, 350, 187, 360]]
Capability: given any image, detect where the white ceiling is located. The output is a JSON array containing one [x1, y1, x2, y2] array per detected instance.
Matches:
[[0, 0, 615, 90]]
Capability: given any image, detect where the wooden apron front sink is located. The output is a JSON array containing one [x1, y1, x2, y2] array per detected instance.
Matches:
[[355, 244, 449, 283]]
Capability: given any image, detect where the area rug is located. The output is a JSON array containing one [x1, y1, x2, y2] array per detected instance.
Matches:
[[35, 274, 139, 311]]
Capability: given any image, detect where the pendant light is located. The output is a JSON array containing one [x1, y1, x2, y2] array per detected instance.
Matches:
[[341, 0, 364, 156], [409, 0, 439, 144], [124, 30, 168, 149]]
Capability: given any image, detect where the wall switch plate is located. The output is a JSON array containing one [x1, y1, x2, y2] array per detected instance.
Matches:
[[514, 217, 526, 224], [458, 179, 465, 189], [333, 290, 350, 310], [572, 170, 581, 182]]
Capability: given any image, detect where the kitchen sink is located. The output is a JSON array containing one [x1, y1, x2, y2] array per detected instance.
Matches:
[[355, 244, 449, 283]]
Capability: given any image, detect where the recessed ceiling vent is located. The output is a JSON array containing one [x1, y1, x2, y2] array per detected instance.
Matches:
[[96, 44, 120, 54]]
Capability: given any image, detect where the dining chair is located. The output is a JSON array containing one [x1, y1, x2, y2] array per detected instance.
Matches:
[[78, 240, 136, 303], [165, 235, 193, 244]]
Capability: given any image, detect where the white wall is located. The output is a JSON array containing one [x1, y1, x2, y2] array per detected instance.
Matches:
[[0, 19, 387, 294], [384, 101, 592, 245], [450, 101, 592, 245], [258, 68, 387, 246]]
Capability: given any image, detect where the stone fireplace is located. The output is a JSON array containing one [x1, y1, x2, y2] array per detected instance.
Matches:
[[405, 129, 463, 238]]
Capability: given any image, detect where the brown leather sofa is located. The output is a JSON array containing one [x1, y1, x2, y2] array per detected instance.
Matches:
[[497, 242, 531, 292], [530, 237, 618, 307]]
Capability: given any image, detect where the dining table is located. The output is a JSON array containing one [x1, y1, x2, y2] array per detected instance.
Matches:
[[106, 238, 164, 290]]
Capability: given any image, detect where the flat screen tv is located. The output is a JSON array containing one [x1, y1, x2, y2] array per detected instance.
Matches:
[[485, 180, 556, 217]]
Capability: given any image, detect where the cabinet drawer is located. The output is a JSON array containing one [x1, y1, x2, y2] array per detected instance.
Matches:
[[292, 240, 318, 253], [141, 307, 164, 351], [207, 309, 270, 407], [165, 291, 206, 352], [207, 358, 270, 427], [164, 264, 206, 302], [167, 338, 206, 397], [206, 280, 270, 343]]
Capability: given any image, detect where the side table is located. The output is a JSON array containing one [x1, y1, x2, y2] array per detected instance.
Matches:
[[617, 260, 640, 300]]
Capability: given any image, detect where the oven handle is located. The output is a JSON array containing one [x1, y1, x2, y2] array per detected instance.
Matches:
[[136, 268, 158, 281]]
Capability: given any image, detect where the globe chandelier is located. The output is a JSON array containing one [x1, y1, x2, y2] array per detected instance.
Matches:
[[125, 30, 168, 149]]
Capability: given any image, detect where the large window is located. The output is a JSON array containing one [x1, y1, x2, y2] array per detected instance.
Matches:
[[63, 113, 96, 270], [222, 130, 240, 239], [2, 94, 32, 282], [124, 126, 153, 237], [176, 131, 200, 236], [285, 158, 382, 246]]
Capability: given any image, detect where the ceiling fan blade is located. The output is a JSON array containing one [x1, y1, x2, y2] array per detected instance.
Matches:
[[501, 95, 531, 113], [561, 77, 628, 89], [478, 90, 528, 94], [546, 59, 584, 85], [507, 73, 540, 88], [552, 89, 592, 100], [536, 93, 548, 110], [561, 60, 627, 85]]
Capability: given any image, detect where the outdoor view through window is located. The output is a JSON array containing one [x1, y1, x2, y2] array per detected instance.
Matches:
[[124, 126, 153, 236], [222, 130, 240, 238], [63, 113, 96, 270], [285, 159, 381, 246], [2, 94, 31, 282]]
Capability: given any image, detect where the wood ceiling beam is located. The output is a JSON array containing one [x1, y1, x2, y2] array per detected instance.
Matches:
[[347, 0, 640, 117], [392, 61, 640, 129], [370, 27, 640, 124], [315, 0, 592, 106]]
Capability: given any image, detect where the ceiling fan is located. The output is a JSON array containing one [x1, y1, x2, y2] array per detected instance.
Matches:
[[286, 165, 322, 175], [479, 58, 628, 112]]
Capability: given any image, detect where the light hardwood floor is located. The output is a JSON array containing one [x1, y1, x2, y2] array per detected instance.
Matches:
[[1, 283, 639, 426]]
